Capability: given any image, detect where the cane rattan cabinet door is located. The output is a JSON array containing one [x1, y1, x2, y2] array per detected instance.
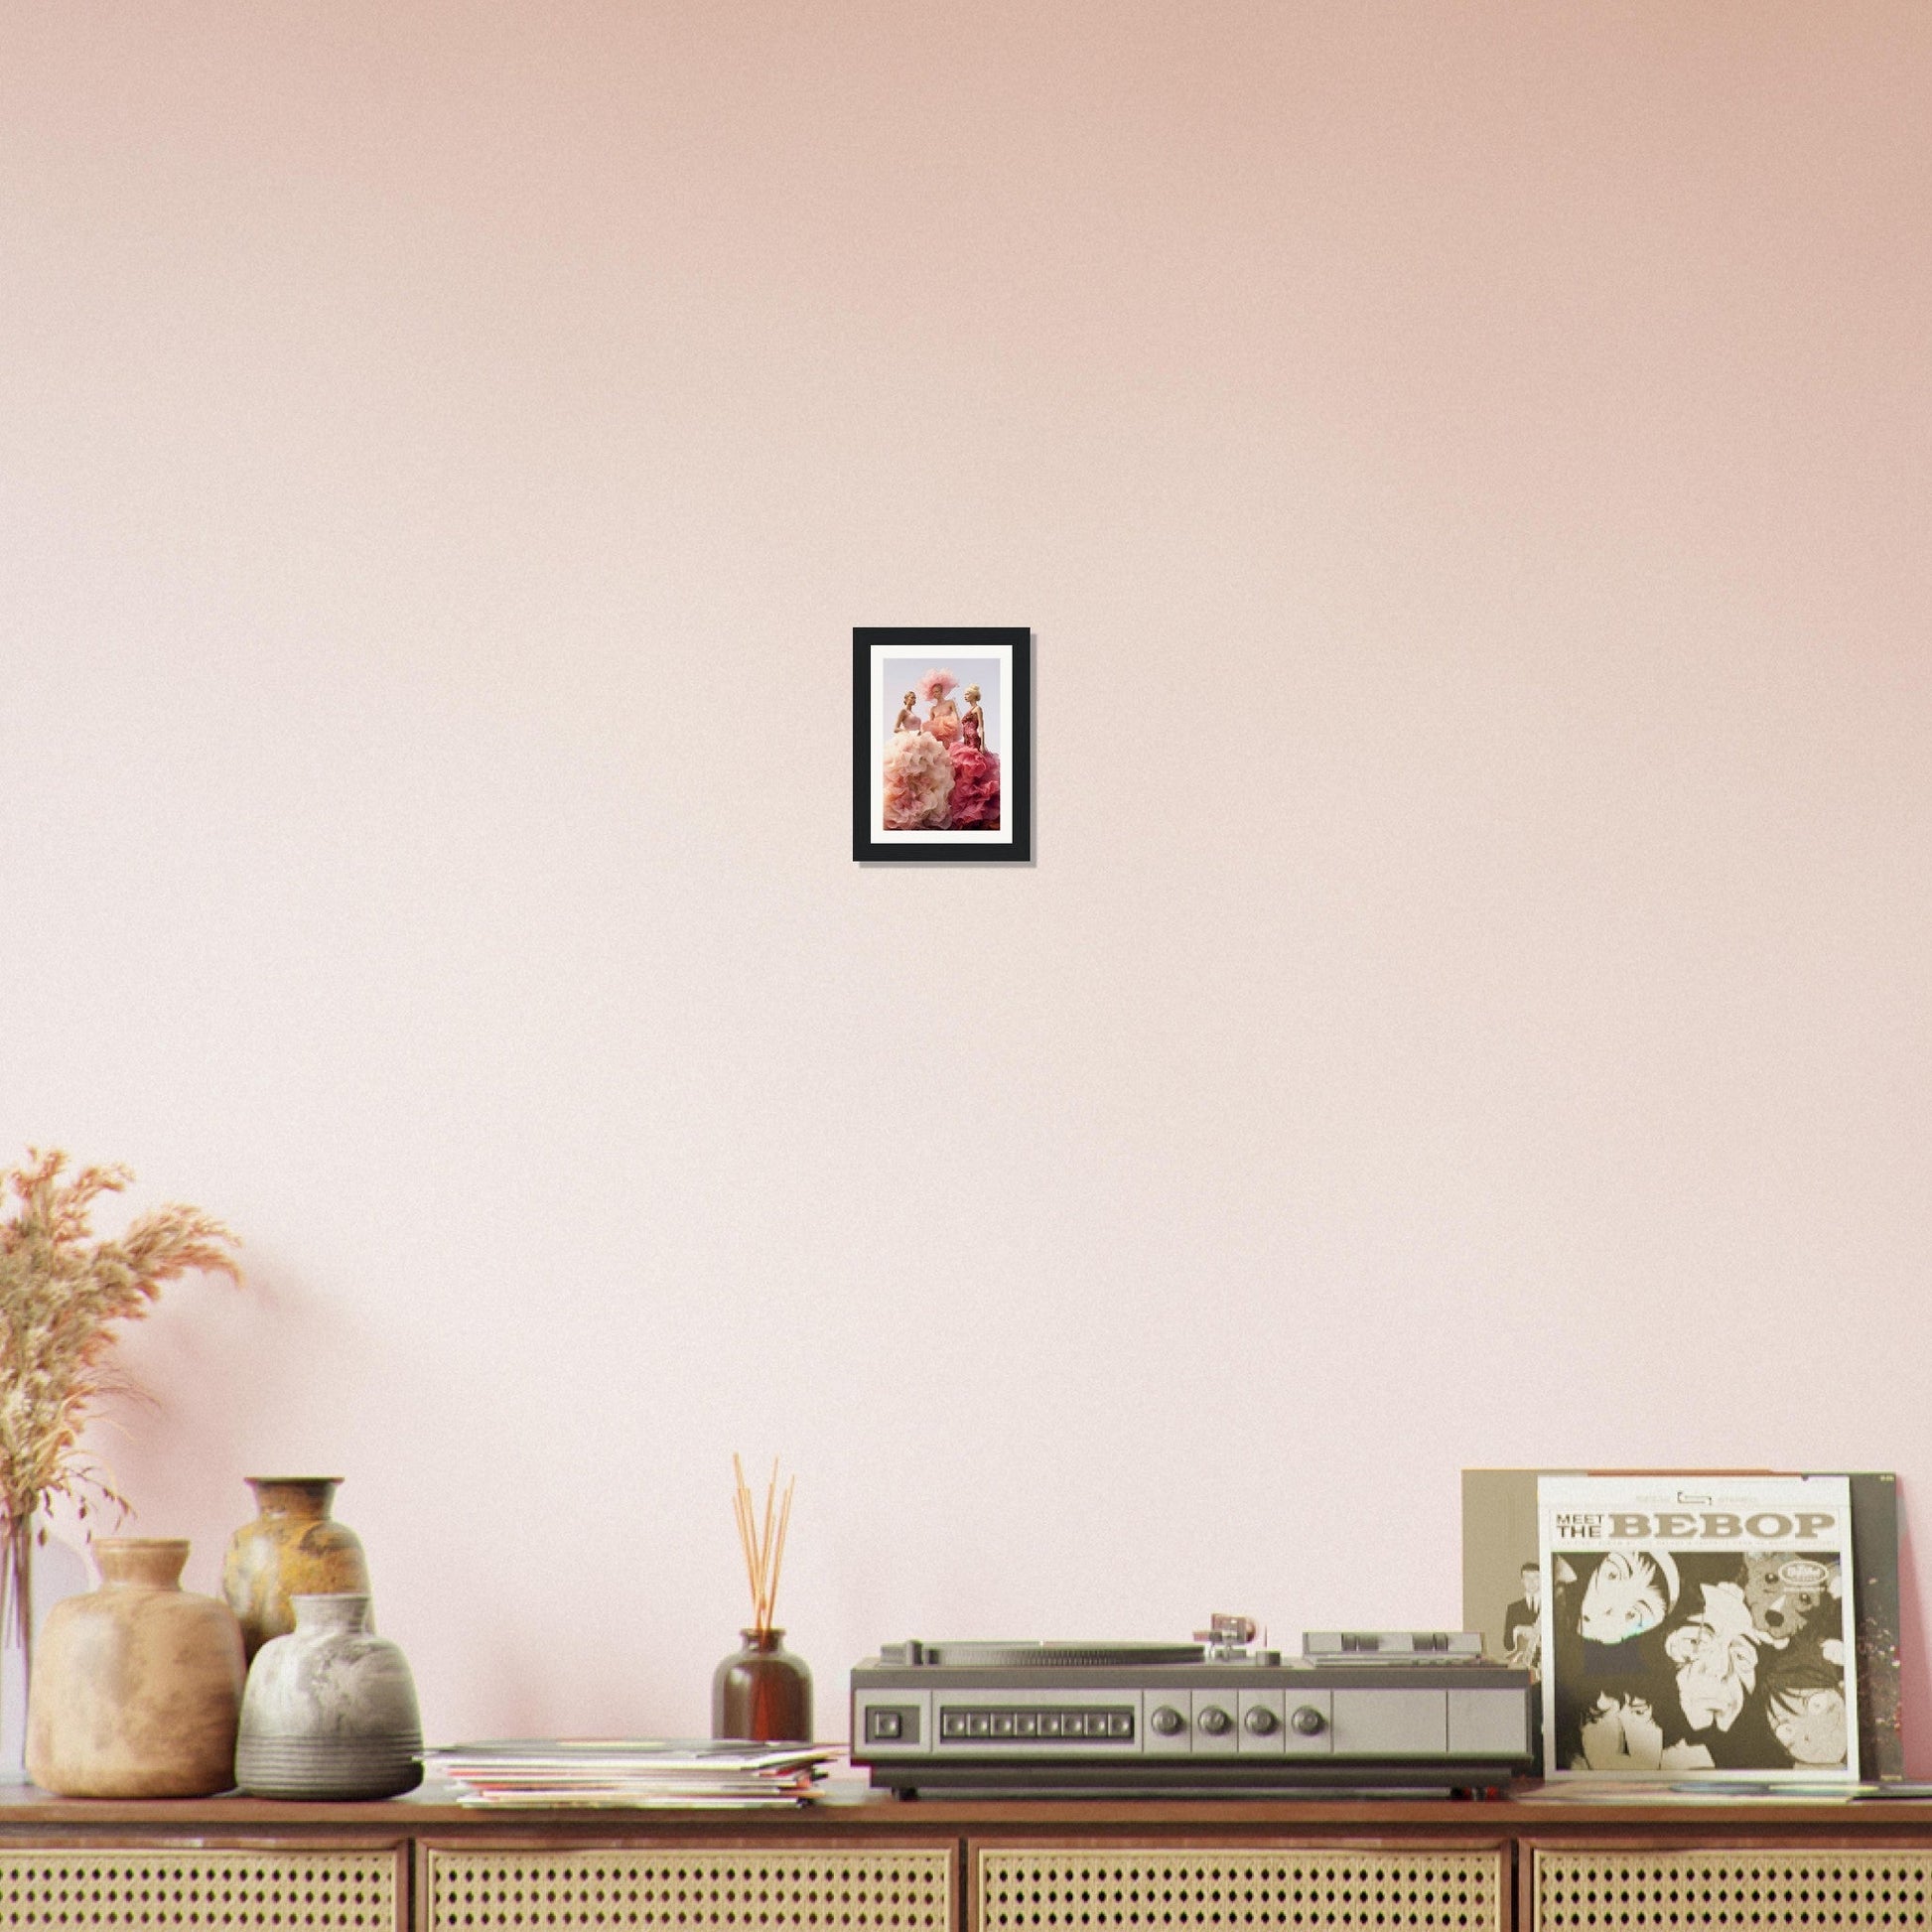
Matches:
[[975, 1847, 1504, 1932], [1532, 1846, 1932, 1929], [0, 1846, 402, 1931], [425, 1842, 956, 1932]]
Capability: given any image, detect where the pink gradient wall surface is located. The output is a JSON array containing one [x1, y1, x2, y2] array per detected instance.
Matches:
[[3, 2, 1929, 1758]]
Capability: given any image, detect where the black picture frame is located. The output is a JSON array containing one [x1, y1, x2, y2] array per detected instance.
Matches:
[[853, 627, 1033, 863]]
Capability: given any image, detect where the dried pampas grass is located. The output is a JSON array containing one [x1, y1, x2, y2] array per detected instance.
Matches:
[[0, 1149, 240, 1648]]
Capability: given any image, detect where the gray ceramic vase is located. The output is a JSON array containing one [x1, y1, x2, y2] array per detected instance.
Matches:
[[235, 1592, 422, 1799]]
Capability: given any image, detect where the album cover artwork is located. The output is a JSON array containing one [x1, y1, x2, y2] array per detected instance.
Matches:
[[1536, 1473, 1858, 1782], [1462, 1468, 1900, 1782]]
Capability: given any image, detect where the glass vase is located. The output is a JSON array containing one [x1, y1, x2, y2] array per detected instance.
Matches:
[[712, 1628, 812, 1742], [0, 1532, 25, 1783], [0, 1521, 88, 1783]]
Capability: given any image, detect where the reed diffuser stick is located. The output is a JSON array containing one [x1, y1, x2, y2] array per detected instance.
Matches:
[[759, 1458, 776, 1625], [732, 1453, 796, 1636], [769, 1479, 794, 1629]]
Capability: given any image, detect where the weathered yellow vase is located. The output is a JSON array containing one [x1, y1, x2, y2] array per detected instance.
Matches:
[[26, 1538, 245, 1797], [221, 1476, 371, 1659]]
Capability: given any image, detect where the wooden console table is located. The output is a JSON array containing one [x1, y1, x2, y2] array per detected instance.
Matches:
[[2, 1785, 1931, 1930]]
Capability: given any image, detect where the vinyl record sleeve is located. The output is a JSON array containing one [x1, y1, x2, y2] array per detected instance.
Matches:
[[1461, 1468, 1901, 1781], [1537, 1473, 1858, 1783]]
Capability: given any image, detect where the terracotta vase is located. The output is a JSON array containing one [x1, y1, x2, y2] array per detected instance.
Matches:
[[222, 1477, 371, 1660], [25, 1538, 244, 1798], [712, 1628, 813, 1742], [236, 1593, 422, 1799]]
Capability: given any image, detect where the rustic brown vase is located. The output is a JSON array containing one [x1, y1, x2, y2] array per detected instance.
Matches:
[[712, 1628, 813, 1742], [221, 1477, 371, 1660], [25, 1538, 245, 1798]]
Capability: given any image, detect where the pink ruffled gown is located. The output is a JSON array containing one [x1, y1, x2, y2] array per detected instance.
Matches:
[[946, 710, 1001, 831], [883, 725, 954, 829]]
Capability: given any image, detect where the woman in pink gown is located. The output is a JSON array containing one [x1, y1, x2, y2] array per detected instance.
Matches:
[[882, 695, 953, 830], [946, 684, 1001, 831], [918, 669, 962, 747]]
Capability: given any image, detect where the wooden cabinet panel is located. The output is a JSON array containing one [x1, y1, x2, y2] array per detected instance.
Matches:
[[974, 1847, 1505, 1932], [424, 1844, 956, 1932], [0, 1847, 403, 1931], [1532, 1847, 1932, 1930], [8, 1794, 1932, 1932]]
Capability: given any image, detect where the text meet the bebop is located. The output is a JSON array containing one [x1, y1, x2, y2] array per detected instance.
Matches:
[[1554, 1511, 1837, 1542]]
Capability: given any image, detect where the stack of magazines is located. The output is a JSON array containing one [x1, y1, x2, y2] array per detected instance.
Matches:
[[424, 1740, 841, 1807]]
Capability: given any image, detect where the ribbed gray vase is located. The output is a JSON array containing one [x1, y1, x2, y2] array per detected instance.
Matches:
[[235, 1593, 422, 1799]]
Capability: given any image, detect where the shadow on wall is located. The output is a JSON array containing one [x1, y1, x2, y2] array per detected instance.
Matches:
[[8, 1262, 372, 1765], [475, 1636, 555, 1739], [79, 1249, 377, 1576]]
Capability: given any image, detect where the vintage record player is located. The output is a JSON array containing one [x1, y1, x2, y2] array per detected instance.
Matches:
[[849, 1617, 1533, 1795]]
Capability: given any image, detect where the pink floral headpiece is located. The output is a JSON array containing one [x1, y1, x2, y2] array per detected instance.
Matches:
[[917, 669, 957, 702]]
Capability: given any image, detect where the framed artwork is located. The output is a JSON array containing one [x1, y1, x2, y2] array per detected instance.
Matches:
[[852, 627, 1033, 863]]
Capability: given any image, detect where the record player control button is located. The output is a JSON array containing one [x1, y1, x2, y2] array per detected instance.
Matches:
[[1108, 1713, 1133, 1737], [1197, 1706, 1233, 1735], [1016, 1713, 1037, 1736], [967, 1714, 992, 1736], [1151, 1705, 1185, 1736], [1291, 1705, 1326, 1736], [992, 1714, 1016, 1736], [1040, 1714, 1062, 1736], [1243, 1707, 1279, 1736]]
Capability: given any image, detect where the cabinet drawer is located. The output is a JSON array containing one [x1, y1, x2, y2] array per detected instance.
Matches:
[[425, 1844, 956, 1932], [0, 1847, 402, 1930], [974, 1847, 1504, 1932], [1533, 1847, 1932, 1929]]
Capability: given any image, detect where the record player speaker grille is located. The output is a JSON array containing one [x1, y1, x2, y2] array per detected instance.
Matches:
[[1535, 1849, 1932, 1930], [978, 1849, 1502, 1932]]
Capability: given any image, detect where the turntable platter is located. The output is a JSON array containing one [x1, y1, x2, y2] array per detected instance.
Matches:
[[912, 1641, 1206, 1668]]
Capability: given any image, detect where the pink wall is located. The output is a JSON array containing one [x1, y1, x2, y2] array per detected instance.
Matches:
[[4, 2, 1929, 1758]]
